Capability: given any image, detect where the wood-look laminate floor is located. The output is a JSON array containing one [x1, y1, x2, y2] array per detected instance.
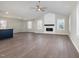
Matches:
[[0, 32, 79, 58]]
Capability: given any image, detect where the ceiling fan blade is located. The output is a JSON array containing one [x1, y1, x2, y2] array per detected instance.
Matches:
[[40, 7, 46, 11], [41, 9, 45, 11], [40, 7, 47, 9]]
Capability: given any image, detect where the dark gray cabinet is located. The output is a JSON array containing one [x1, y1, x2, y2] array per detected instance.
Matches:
[[0, 29, 13, 39]]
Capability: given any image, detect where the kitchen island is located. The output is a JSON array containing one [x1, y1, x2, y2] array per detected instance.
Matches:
[[0, 29, 13, 39]]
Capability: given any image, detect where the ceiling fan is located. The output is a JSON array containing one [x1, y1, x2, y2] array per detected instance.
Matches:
[[32, 1, 47, 12]]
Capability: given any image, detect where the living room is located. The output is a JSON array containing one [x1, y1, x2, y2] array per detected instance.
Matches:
[[0, 0, 79, 58]]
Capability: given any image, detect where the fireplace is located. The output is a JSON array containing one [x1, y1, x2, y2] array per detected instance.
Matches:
[[46, 28, 53, 31], [44, 24, 55, 32]]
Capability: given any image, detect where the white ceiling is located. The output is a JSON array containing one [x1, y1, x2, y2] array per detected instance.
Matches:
[[0, 1, 77, 20]]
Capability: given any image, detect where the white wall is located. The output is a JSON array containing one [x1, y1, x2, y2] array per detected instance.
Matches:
[[23, 20, 34, 32], [19, 18, 44, 33], [69, 5, 79, 53], [0, 18, 23, 33], [55, 14, 69, 34], [44, 13, 55, 24], [43, 13, 69, 35], [76, 5, 79, 36], [0, 12, 69, 35]]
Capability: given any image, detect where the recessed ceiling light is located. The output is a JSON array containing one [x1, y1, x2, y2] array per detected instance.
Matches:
[[5, 11, 8, 14]]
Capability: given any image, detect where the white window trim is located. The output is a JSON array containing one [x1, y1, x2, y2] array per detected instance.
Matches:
[[0, 20, 7, 29], [27, 21, 32, 29], [57, 19, 65, 31]]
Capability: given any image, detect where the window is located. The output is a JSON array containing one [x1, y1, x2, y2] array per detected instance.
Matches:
[[27, 21, 32, 29], [0, 20, 7, 29], [57, 19, 65, 30], [37, 20, 42, 30]]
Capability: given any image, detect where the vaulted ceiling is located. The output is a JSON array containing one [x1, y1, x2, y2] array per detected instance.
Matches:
[[0, 1, 77, 20]]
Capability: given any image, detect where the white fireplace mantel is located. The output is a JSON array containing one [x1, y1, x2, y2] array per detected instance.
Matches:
[[44, 13, 56, 33]]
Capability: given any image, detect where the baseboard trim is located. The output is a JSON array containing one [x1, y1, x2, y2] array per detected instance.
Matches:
[[68, 35, 79, 53], [34, 32, 69, 35]]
